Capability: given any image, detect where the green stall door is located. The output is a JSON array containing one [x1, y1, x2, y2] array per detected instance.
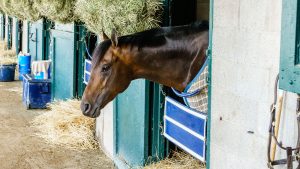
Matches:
[[114, 80, 169, 168], [114, 80, 150, 167], [6, 17, 12, 50], [279, 0, 300, 93], [50, 23, 76, 100], [28, 19, 45, 61], [0, 14, 5, 40]]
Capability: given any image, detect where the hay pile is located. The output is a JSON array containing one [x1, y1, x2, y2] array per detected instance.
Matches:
[[0, 0, 17, 16], [0, 40, 7, 50], [0, 40, 17, 65], [144, 151, 205, 169], [0, 46, 17, 65], [31, 100, 99, 150], [33, 0, 77, 23], [0, 0, 163, 36], [0, 0, 41, 21], [75, 0, 163, 36]]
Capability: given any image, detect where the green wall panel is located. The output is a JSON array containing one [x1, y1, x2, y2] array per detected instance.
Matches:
[[279, 0, 300, 93], [50, 23, 76, 100], [28, 19, 44, 61], [114, 80, 150, 167], [6, 17, 12, 50], [0, 14, 5, 40], [149, 83, 169, 162], [77, 25, 88, 98]]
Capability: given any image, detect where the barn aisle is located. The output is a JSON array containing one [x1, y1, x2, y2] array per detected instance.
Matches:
[[0, 81, 114, 169]]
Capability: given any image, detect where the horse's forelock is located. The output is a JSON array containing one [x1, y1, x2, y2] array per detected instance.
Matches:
[[92, 40, 112, 66]]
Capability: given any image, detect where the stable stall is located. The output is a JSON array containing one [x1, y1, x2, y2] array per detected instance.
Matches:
[[209, 0, 300, 168], [0, 0, 212, 168]]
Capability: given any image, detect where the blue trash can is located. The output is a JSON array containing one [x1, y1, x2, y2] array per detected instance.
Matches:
[[18, 54, 31, 80], [0, 64, 16, 82]]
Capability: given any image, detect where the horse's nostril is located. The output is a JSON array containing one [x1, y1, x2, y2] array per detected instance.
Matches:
[[81, 101, 92, 115], [84, 104, 90, 112]]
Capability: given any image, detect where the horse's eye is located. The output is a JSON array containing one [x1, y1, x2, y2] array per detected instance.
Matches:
[[101, 64, 111, 72]]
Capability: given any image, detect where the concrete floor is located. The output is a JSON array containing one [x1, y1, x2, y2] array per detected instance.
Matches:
[[0, 81, 114, 169]]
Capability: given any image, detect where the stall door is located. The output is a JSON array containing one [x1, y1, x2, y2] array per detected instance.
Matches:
[[114, 80, 150, 167], [0, 14, 5, 40], [50, 23, 76, 100], [28, 19, 44, 61], [279, 0, 300, 94], [76, 26, 98, 98], [6, 17, 12, 49]]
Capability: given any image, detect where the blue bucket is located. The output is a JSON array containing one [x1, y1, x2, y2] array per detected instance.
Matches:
[[18, 54, 31, 80], [0, 64, 16, 82]]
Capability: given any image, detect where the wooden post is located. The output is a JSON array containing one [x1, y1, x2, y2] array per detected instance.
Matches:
[[271, 92, 285, 161]]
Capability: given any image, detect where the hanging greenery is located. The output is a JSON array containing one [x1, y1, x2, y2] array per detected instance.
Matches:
[[0, 0, 163, 36], [75, 0, 163, 36], [33, 0, 77, 23], [0, 0, 41, 21], [0, 0, 13, 16]]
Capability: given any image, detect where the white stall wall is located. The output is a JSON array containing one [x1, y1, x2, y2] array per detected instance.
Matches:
[[22, 20, 29, 53], [12, 17, 17, 50], [211, 0, 298, 168], [95, 102, 114, 159]]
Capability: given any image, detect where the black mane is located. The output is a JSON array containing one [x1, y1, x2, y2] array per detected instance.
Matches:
[[118, 20, 209, 47], [92, 21, 209, 65]]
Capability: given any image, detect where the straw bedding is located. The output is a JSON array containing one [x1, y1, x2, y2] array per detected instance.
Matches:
[[0, 40, 6, 50], [31, 100, 99, 150], [0, 41, 17, 65], [144, 151, 205, 169]]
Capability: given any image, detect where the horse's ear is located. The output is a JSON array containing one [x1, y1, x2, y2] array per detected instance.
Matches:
[[102, 31, 109, 40], [111, 29, 118, 47]]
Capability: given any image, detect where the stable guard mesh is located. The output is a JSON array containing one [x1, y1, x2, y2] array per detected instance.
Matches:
[[186, 65, 208, 113]]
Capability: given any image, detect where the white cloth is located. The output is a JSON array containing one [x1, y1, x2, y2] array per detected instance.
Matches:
[[31, 60, 51, 79]]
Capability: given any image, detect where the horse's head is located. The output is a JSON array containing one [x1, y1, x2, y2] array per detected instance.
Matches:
[[81, 31, 133, 118]]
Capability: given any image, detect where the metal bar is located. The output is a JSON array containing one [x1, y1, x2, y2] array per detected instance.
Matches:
[[271, 156, 296, 165], [206, 0, 214, 167], [296, 94, 300, 168], [287, 147, 293, 169]]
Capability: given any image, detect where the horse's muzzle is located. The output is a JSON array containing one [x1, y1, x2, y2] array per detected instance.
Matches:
[[81, 101, 101, 118]]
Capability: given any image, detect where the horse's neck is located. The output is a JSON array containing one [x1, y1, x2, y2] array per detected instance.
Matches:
[[129, 43, 206, 91]]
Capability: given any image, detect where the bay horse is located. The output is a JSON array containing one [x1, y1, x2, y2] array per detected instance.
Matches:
[[81, 21, 209, 118]]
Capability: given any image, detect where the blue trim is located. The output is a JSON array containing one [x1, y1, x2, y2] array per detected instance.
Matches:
[[166, 96, 207, 116], [171, 87, 202, 97], [165, 120, 205, 157], [164, 96, 207, 161], [165, 98, 206, 136]]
